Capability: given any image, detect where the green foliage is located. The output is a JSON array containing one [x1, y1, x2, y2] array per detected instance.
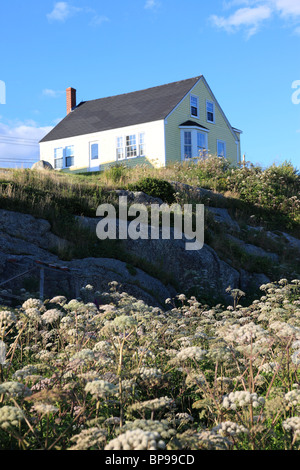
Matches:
[[103, 163, 128, 184], [128, 177, 176, 204], [0, 280, 299, 450]]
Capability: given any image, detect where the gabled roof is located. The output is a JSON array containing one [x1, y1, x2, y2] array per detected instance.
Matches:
[[40, 76, 202, 143], [179, 120, 209, 130]]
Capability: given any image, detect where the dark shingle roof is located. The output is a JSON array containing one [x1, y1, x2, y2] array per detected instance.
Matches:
[[40, 76, 202, 143], [179, 120, 208, 130]]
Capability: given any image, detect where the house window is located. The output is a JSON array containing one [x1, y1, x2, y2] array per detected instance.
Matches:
[[116, 133, 146, 160], [54, 148, 63, 169], [183, 131, 192, 159], [65, 146, 74, 167], [125, 135, 137, 158], [197, 132, 208, 158], [91, 143, 99, 160], [217, 140, 226, 158], [139, 132, 145, 156], [206, 100, 215, 123], [190, 95, 199, 118], [181, 128, 209, 160], [116, 137, 124, 160]]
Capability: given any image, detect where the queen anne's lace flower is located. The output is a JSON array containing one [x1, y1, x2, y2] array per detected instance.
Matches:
[[22, 298, 44, 311], [176, 347, 207, 362], [219, 322, 268, 345], [213, 421, 248, 436], [32, 403, 59, 415], [284, 388, 300, 408], [41, 309, 62, 325], [0, 381, 31, 398], [118, 419, 176, 440], [139, 367, 162, 381], [0, 311, 16, 325], [128, 397, 174, 413], [0, 406, 25, 430], [112, 315, 137, 329], [85, 380, 118, 399], [24, 308, 42, 323], [69, 427, 107, 450], [49, 296, 67, 305], [282, 417, 300, 440], [70, 349, 95, 363], [222, 391, 265, 410], [105, 429, 166, 450]]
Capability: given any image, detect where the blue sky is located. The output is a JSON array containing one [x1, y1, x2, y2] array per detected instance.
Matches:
[[0, 0, 300, 169]]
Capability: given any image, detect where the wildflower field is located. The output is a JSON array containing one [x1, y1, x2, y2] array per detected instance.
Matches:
[[0, 279, 300, 450]]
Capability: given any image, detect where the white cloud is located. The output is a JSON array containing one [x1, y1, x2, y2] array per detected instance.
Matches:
[[42, 89, 64, 98], [272, 0, 300, 17], [47, 2, 81, 22], [89, 15, 109, 27], [211, 0, 300, 36], [294, 25, 300, 35], [47, 3, 109, 27], [0, 121, 52, 168], [144, 0, 160, 10], [211, 5, 272, 37]]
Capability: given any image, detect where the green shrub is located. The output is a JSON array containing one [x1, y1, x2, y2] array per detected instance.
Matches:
[[104, 163, 128, 184], [128, 177, 176, 204]]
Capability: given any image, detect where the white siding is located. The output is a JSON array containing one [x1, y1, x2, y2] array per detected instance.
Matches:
[[40, 120, 166, 171]]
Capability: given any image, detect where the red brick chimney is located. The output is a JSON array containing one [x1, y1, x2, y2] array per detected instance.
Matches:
[[66, 87, 76, 115]]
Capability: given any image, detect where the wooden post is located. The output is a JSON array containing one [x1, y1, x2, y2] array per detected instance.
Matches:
[[39, 267, 45, 301]]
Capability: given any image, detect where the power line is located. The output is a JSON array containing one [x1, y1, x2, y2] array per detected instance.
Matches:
[[0, 140, 39, 147], [0, 134, 40, 143]]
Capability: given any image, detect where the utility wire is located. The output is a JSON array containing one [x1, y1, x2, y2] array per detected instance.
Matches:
[[0, 140, 39, 147], [0, 134, 40, 143]]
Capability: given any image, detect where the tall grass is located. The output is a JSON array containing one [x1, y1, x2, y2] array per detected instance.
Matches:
[[0, 279, 299, 450]]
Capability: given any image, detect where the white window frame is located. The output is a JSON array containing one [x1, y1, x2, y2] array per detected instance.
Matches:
[[65, 145, 75, 168], [180, 127, 209, 161], [116, 136, 124, 160], [206, 100, 215, 123], [217, 140, 226, 158], [190, 94, 199, 119], [183, 131, 192, 159], [116, 132, 146, 161], [197, 132, 208, 158], [139, 132, 145, 156], [125, 134, 137, 158], [54, 147, 64, 169]]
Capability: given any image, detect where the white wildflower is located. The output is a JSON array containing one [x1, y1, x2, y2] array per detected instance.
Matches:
[[285, 389, 300, 408], [176, 347, 207, 362], [41, 309, 62, 325], [85, 380, 118, 399], [0, 406, 25, 430], [0, 381, 31, 398], [222, 391, 265, 410], [213, 421, 248, 437], [69, 427, 107, 450], [105, 429, 165, 450], [22, 298, 44, 311], [112, 315, 137, 330], [0, 310, 16, 326], [282, 417, 300, 440], [32, 403, 59, 415]]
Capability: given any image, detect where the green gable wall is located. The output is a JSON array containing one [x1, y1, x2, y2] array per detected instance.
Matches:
[[164, 77, 240, 166]]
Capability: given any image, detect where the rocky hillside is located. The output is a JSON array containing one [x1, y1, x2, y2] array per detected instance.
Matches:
[[0, 158, 299, 307]]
